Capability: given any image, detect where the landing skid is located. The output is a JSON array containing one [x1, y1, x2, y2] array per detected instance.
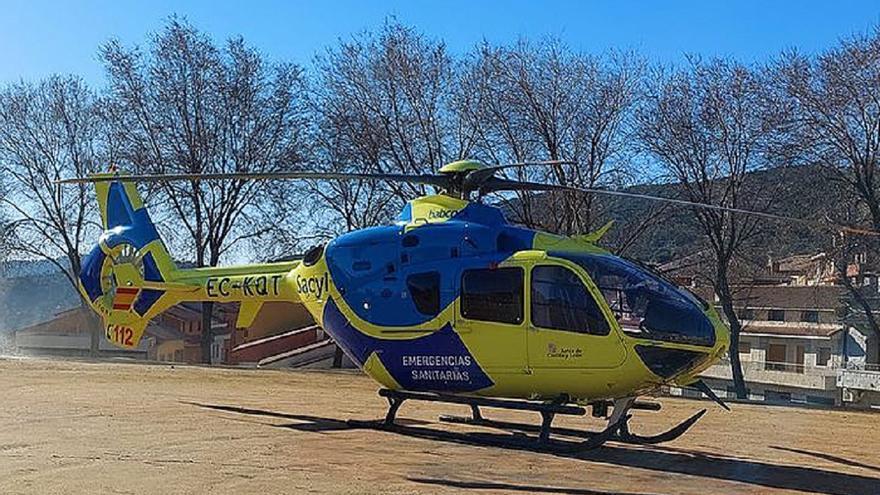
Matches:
[[441, 408, 706, 445], [347, 389, 706, 452]]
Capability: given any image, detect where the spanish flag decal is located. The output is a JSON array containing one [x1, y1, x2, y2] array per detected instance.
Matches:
[[112, 287, 140, 310]]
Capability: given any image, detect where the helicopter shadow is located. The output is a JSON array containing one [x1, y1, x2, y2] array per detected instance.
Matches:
[[185, 401, 434, 432], [186, 402, 880, 495], [769, 445, 880, 474], [406, 477, 666, 495]]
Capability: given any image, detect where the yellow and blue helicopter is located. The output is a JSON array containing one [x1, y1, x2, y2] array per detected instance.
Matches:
[[62, 159, 792, 451]]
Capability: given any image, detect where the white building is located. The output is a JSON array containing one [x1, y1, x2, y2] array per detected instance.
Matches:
[[675, 285, 879, 408]]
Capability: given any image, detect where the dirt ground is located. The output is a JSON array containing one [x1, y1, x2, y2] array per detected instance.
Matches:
[[0, 357, 878, 495]]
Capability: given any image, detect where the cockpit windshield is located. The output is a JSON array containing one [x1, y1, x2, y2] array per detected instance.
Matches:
[[554, 252, 715, 347]]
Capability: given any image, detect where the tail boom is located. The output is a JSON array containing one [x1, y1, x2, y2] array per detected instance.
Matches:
[[79, 176, 301, 349]]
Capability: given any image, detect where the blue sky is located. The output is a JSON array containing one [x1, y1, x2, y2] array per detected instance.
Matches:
[[2, 0, 880, 86]]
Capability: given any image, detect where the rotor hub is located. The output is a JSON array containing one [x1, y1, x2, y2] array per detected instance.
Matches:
[[438, 159, 486, 174]]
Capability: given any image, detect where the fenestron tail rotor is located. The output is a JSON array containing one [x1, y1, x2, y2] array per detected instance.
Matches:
[[55, 158, 880, 236]]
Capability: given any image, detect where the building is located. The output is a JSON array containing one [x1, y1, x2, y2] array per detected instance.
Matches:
[[147, 303, 231, 363], [10, 301, 232, 365], [224, 301, 341, 368], [14, 306, 153, 359], [667, 283, 879, 408], [695, 285, 854, 406], [1, 260, 332, 366], [662, 251, 880, 409], [767, 253, 837, 286]]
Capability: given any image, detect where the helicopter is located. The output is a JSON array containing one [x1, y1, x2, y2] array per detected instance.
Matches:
[[59, 158, 862, 452]]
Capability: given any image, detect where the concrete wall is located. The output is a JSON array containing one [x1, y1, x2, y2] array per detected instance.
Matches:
[[15, 333, 149, 354], [701, 360, 838, 391], [697, 328, 875, 408], [681, 378, 840, 406]]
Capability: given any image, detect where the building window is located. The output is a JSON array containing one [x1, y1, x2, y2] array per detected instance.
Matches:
[[461, 267, 523, 324], [817, 347, 832, 367], [765, 343, 787, 371], [530, 265, 610, 335], [795, 345, 805, 373], [406, 271, 441, 316], [806, 395, 835, 406], [739, 308, 755, 320], [800, 310, 819, 323], [738, 341, 751, 355], [768, 309, 785, 322], [765, 390, 792, 403]]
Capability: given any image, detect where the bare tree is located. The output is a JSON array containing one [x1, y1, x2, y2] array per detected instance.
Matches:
[[776, 30, 880, 360], [309, 20, 469, 224], [0, 181, 8, 262], [0, 75, 103, 353], [101, 18, 310, 362], [636, 58, 788, 398], [457, 40, 643, 235]]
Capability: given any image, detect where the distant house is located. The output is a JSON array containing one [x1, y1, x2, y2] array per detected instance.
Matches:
[[659, 249, 880, 408], [767, 253, 837, 286], [672, 284, 880, 408], [9, 300, 233, 365], [2, 260, 340, 368], [658, 249, 791, 289], [0, 266, 80, 333], [147, 303, 231, 364], [15, 306, 149, 358], [225, 301, 340, 368], [692, 286, 851, 406]]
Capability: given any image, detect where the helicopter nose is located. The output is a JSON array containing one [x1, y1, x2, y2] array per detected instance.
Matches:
[[633, 344, 712, 381], [632, 305, 729, 382], [644, 308, 730, 386]]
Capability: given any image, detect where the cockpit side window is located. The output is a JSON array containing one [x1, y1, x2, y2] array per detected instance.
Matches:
[[530, 265, 610, 335], [556, 252, 715, 347], [461, 267, 524, 324]]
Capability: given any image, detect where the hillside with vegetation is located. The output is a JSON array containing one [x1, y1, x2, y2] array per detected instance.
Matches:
[[0, 271, 80, 332], [586, 164, 844, 265]]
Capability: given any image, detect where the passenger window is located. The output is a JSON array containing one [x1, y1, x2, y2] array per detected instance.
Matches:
[[461, 267, 524, 324], [407, 271, 440, 316], [531, 265, 610, 335]]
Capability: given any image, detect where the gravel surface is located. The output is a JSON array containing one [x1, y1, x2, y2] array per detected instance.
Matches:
[[1, 357, 878, 495]]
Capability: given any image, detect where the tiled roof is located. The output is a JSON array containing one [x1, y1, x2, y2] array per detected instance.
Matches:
[[775, 254, 820, 272], [741, 324, 842, 338], [731, 285, 843, 310]]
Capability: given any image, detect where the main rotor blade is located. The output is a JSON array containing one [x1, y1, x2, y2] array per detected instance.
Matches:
[[485, 159, 577, 172], [482, 178, 880, 236], [463, 159, 577, 191], [55, 171, 452, 189]]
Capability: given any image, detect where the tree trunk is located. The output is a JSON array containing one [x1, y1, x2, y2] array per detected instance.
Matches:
[[836, 250, 880, 364], [201, 301, 214, 364], [726, 315, 748, 399], [332, 345, 344, 368], [716, 274, 748, 399], [84, 298, 100, 358], [842, 281, 880, 364]]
